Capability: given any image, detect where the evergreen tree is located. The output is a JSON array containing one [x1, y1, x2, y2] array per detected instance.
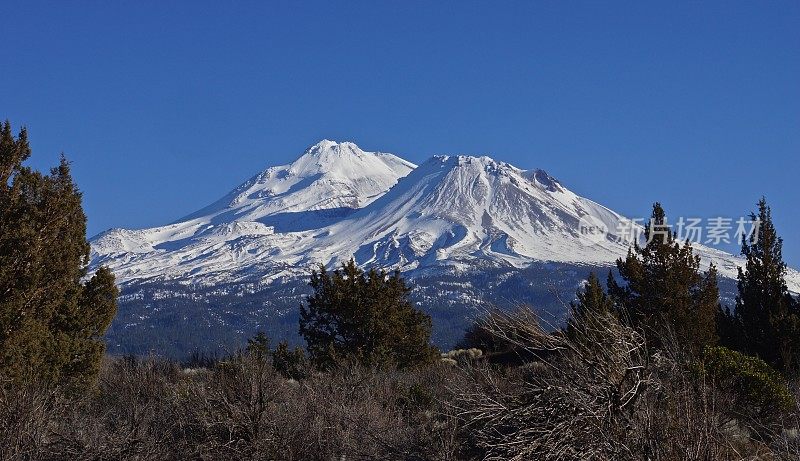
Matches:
[[567, 272, 613, 339], [608, 203, 719, 355], [735, 198, 798, 371], [715, 304, 741, 351], [299, 259, 437, 369], [0, 121, 117, 385], [272, 340, 309, 380], [246, 331, 271, 359]]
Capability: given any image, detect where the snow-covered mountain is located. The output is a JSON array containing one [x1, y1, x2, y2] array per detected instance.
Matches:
[[91, 140, 799, 290], [89, 140, 800, 355]]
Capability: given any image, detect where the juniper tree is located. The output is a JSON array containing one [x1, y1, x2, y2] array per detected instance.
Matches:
[[734, 198, 799, 372], [0, 121, 117, 385], [567, 272, 614, 340], [608, 203, 719, 356], [299, 259, 437, 369]]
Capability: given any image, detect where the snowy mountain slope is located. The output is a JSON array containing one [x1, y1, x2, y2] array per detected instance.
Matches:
[[90, 140, 800, 293], [312, 155, 638, 270], [90, 140, 415, 281]]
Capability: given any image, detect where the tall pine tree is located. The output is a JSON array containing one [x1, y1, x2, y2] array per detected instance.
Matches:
[[734, 198, 798, 372], [0, 121, 117, 385], [608, 203, 719, 355]]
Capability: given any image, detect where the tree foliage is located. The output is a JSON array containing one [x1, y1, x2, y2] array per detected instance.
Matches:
[[299, 259, 437, 369], [567, 271, 614, 340], [0, 121, 117, 385], [245, 331, 270, 359], [731, 198, 800, 372], [271, 340, 309, 380], [608, 203, 719, 356]]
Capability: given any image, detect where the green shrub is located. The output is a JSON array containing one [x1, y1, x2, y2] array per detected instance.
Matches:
[[703, 345, 795, 437]]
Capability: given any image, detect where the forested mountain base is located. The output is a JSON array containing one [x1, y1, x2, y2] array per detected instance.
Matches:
[[105, 263, 739, 359]]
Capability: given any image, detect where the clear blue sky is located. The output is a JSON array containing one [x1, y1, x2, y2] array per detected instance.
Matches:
[[2, 1, 798, 266]]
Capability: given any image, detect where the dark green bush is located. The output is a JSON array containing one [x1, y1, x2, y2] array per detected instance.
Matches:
[[703, 345, 795, 438]]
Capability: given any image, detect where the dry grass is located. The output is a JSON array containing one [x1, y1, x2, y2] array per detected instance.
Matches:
[[451, 308, 786, 460], [1, 355, 462, 460], [2, 309, 800, 460]]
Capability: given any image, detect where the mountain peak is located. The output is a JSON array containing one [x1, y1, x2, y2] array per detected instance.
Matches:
[[429, 154, 502, 169], [297, 140, 392, 171], [289, 139, 411, 180], [303, 138, 364, 156], [428, 155, 565, 193], [164, 140, 415, 225], [426, 154, 525, 182]]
